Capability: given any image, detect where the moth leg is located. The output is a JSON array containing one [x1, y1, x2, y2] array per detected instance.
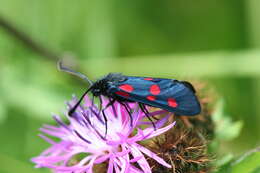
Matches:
[[109, 97, 117, 117], [102, 99, 116, 112], [98, 96, 107, 137], [101, 111, 108, 138], [142, 104, 159, 121], [139, 103, 156, 130], [98, 96, 103, 114], [119, 101, 133, 126], [91, 94, 95, 107], [101, 98, 116, 137]]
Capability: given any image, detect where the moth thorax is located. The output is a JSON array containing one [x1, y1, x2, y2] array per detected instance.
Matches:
[[91, 80, 109, 96]]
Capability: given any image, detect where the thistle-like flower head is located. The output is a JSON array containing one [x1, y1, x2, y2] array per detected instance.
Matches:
[[32, 96, 175, 173]]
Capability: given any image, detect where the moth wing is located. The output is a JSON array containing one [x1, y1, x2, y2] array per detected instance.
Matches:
[[110, 77, 201, 116]]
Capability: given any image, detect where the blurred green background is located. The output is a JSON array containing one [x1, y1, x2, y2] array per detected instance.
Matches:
[[0, 0, 260, 172]]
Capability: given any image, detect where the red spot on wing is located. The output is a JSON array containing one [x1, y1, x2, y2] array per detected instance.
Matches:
[[168, 98, 178, 108], [144, 77, 153, 80], [146, 95, 156, 101], [115, 91, 129, 97], [119, 84, 134, 92], [150, 84, 161, 95]]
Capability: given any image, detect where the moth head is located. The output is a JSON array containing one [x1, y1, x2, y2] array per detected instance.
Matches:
[[90, 79, 108, 97]]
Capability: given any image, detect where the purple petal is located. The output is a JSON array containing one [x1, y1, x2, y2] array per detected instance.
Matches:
[[38, 134, 56, 145], [94, 154, 110, 164], [141, 121, 176, 140], [39, 128, 64, 138], [154, 114, 171, 129], [52, 115, 70, 131], [32, 96, 174, 173], [114, 149, 130, 157], [129, 145, 152, 173], [108, 157, 114, 173], [43, 124, 61, 131], [130, 156, 142, 163], [73, 130, 91, 144], [148, 110, 168, 117], [127, 128, 152, 143], [115, 157, 130, 173], [135, 143, 171, 168], [129, 165, 143, 173]]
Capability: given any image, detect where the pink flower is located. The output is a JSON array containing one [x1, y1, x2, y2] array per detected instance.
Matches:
[[32, 96, 176, 173]]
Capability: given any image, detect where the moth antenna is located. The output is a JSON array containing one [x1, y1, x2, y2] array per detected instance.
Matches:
[[57, 60, 93, 85]]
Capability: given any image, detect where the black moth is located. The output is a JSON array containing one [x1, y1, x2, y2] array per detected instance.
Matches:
[[58, 62, 201, 134]]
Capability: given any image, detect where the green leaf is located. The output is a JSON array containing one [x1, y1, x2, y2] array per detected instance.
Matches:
[[216, 154, 234, 167], [214, 154, 234, 173], [215, 163, 232, 173], [231, 147, 260, 173], [212, 100, 243, 141], [215, 148, 260, 173]]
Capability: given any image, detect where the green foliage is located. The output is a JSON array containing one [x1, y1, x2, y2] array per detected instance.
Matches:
[[232, 148, 260, 173], [210, 100, 260, 172], [216, 147, 260, 173], [212, 100, 243, 141]]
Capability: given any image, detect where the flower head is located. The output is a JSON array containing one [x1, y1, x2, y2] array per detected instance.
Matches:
[[147, 126, 212, 173], [32, 96, 176, 173]]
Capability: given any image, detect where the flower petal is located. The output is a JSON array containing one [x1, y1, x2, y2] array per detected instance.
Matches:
[[32, 96, 174, 173], [141, 121, 176, 140], [135, 143, 171, 168], [129, 144, 152, 173]]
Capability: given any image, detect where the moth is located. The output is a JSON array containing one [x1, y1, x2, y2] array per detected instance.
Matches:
[[58, 62, 201, 133]]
